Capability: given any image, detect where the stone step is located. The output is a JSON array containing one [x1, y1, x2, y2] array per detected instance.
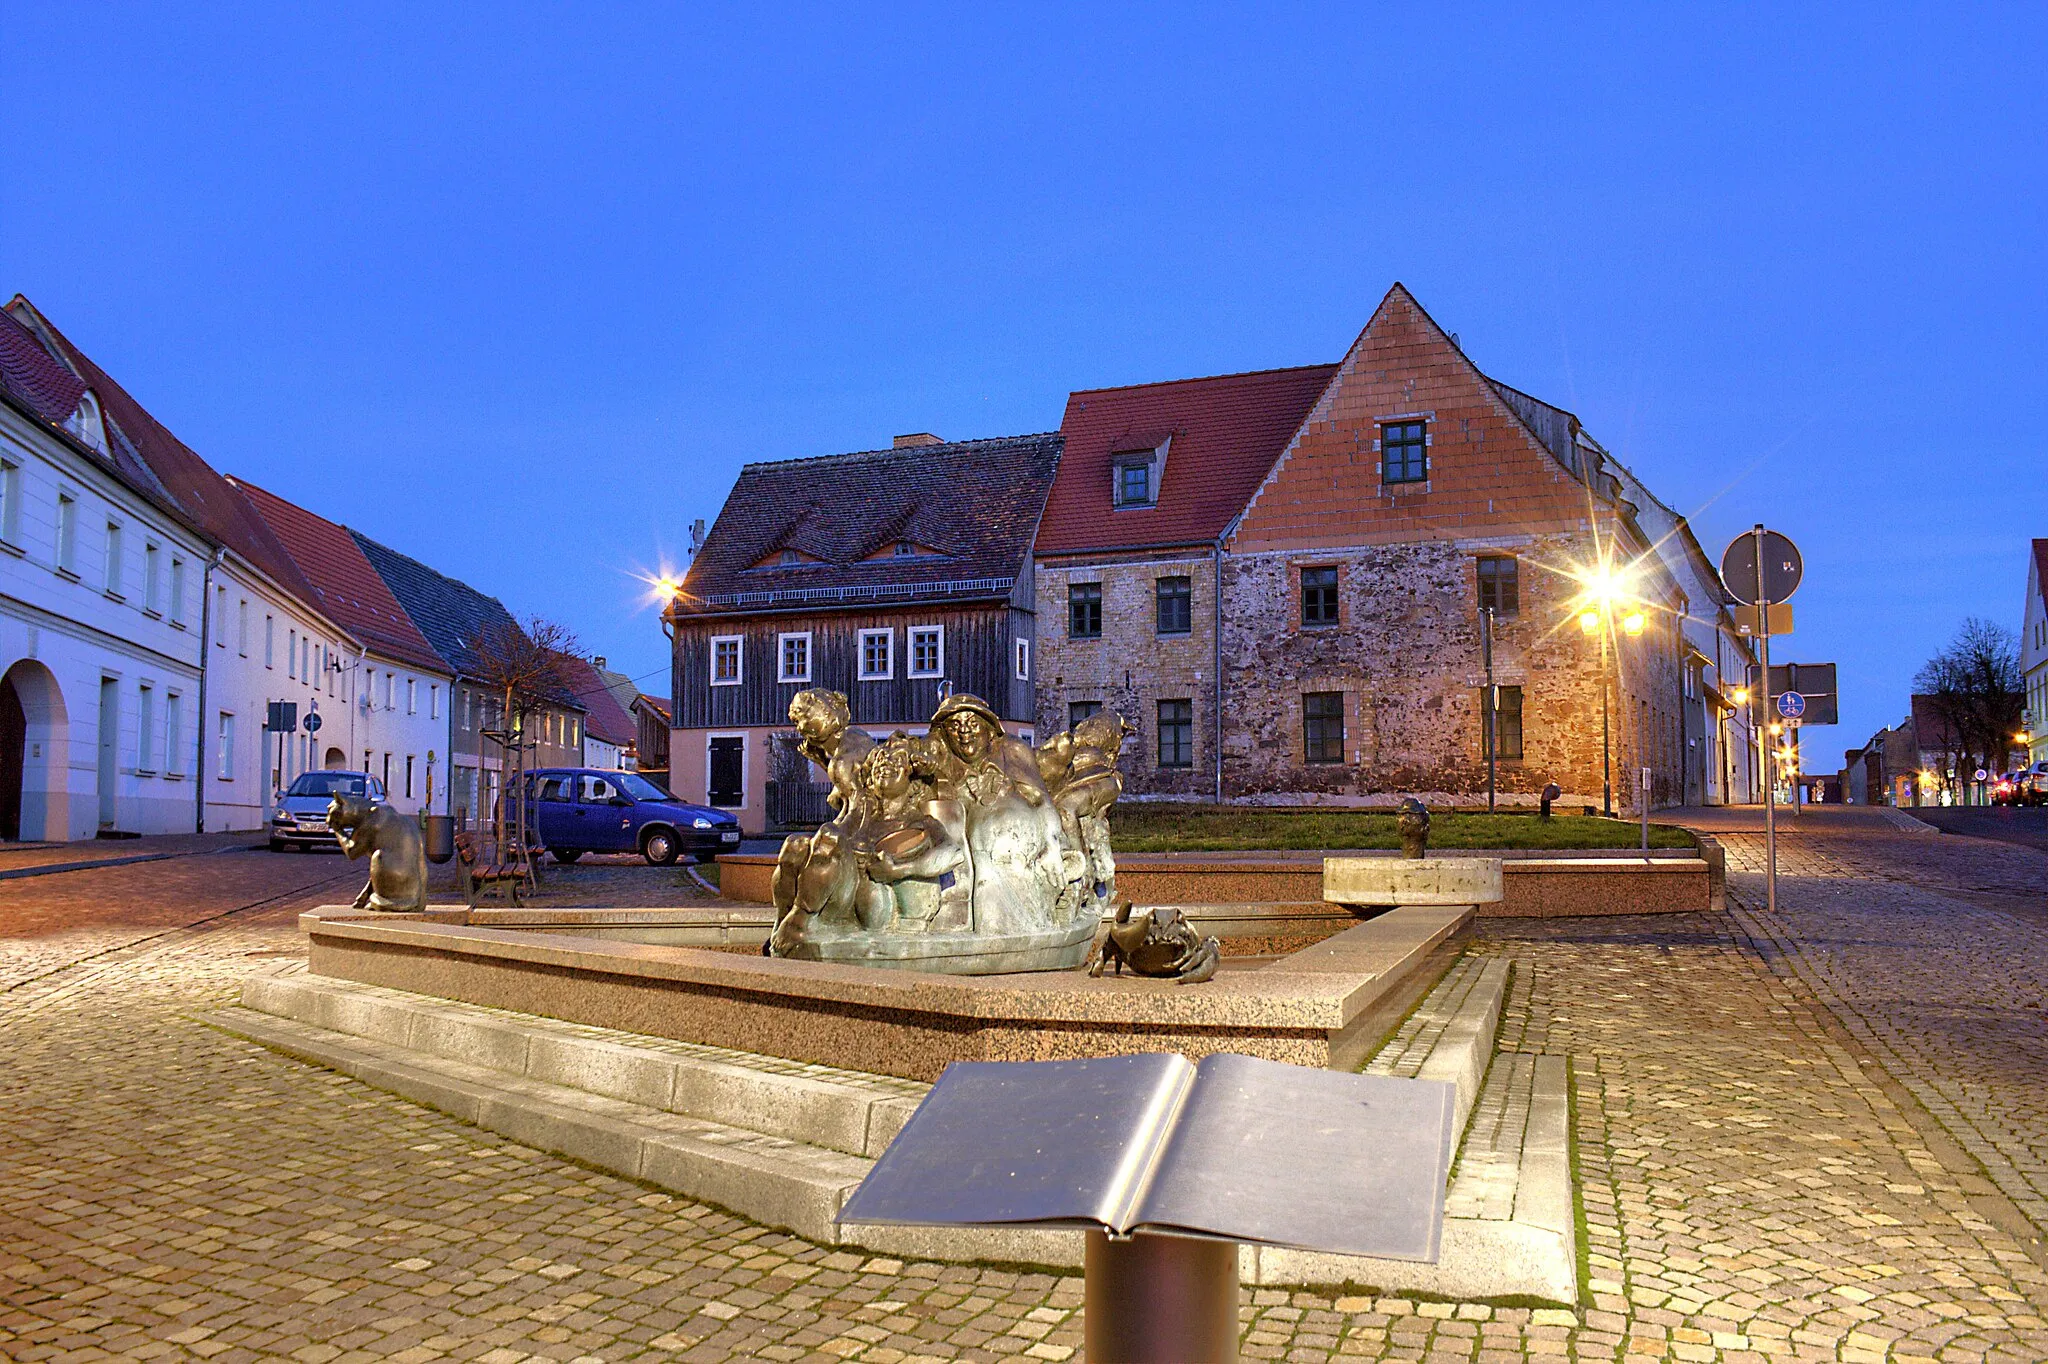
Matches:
[[210, 1002, 1082, 1269], [224, 961, 1574, 1302], [239, 973, 925, 1158], [1365, 955, 1512, 1136]]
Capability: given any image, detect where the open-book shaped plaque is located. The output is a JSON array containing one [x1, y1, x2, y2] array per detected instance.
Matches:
[[837, 1053, 1457, 1262]]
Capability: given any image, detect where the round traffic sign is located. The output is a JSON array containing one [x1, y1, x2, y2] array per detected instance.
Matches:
[[303, 711, 323, 733], [1721, 529, 1804, 605], [1776, 691, 1806, 719], [1974, 768, 1989, 782]]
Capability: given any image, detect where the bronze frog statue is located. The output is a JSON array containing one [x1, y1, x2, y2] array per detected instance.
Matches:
[[1089, 901, 1221, 985]]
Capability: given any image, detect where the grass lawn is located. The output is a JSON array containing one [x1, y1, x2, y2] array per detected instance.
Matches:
[[1107, 804, 1697, 853]]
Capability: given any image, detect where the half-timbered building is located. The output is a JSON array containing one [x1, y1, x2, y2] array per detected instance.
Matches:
[[667, 433, 1060, 831]]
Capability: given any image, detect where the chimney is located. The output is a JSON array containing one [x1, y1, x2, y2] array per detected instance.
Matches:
[[593, 656, 607, 670], [893, 433, 944, 448]]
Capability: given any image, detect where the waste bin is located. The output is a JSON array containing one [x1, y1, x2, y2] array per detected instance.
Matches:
[[422, 814, 455, 864]]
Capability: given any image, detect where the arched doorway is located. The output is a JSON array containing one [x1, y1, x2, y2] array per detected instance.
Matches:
[[0, 660, 69, 842], [323, 746, 347, 770]]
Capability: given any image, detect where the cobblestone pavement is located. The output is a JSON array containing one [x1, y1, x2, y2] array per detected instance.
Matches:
[[3, 819, 2048, 1360]]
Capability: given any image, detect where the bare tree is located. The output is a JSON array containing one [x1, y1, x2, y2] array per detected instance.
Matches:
[[1913, 617, 2023, 794], [463, 615, 582, 880]]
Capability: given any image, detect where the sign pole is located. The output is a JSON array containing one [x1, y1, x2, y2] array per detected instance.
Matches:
[[1085, 1231, 1240, 1363], [1482, 607, 1497, 814], [1752, 524, 1778, 918]]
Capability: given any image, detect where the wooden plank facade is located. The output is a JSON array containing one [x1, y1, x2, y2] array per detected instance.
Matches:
[[672, 601, 1035, 732]]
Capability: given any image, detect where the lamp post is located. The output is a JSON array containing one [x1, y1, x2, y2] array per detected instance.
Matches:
[[1579, 596, 1645, 819]]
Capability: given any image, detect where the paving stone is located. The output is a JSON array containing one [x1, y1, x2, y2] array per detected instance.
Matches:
[[4, 819, 2048, 1358]]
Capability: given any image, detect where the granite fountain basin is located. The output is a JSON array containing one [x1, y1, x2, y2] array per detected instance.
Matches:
[[295, 900, 1474, 1083]]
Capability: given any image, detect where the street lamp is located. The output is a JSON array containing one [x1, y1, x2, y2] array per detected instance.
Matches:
[[1574, 562, 1645, 818]]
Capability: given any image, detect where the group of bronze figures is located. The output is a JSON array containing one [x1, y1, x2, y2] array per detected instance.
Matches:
[[767, 689, 1164, 969]]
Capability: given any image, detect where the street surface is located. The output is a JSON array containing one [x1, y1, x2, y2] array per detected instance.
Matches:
[[1900, 805, 2048, 858], [1, 814, 2045, 1361]]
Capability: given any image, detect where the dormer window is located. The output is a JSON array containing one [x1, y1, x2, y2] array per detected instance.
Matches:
[[1117, 461, 1152, 506], [1111, 438, 1167, 509], [894, 541, 916, 557], [779, 549, 802, 565]]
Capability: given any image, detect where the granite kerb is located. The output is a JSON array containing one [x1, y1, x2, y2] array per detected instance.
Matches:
[[303, 907, 1471, 1033]]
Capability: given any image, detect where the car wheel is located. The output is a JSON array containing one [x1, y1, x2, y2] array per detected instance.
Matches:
[[642, 828, 679, 866], [552, 849, 583, 865]]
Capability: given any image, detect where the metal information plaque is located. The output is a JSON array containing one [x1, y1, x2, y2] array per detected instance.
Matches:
[[838, 1054, 1456, 1363], [838, 1052, 1455, 1260]]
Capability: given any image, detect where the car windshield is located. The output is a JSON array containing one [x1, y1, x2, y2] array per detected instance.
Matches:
[[614, 773, 677, 802], [286, 772, 371, 798]]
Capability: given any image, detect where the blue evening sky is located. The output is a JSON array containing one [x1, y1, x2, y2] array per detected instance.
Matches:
[[3, 6, 2040, 755]]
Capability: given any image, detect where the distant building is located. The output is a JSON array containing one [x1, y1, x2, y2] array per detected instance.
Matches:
[[557, 653, 637, 770], [2022, 539, 2048, 769], [668, 434, 1060, 831], [633, 694, 671, 784], [231, 479, 454, 814], [588, 657, 643, 768], [352, 534, 586, 827]]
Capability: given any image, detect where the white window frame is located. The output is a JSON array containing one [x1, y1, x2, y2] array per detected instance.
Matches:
[[0, 459, 18, 544], [169, 558, 185, 625], [264, 615, 274, 667], [908, 624, 945, 679], [103, 520, 123, 598], [164, 693, 184, 775], [287, 629, 298, 679], [1015, 637, 1030, 681], [407, 678, 417, 714], [136, 684, 156, 774], [430, 683, 440, 720], [857, 628, 893, 680], [217, 712, 236, 780], [777, 631, 813, 684], [710, 635, 744, 687], [237, 599, 249, 656], [55, 491, 77, 575]]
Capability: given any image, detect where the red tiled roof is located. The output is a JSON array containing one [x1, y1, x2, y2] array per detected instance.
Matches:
[[0, 308, 87, 425], [557, 655, 638, 747], [1034, 364, 1339, 554], [635, 695, 672, 725], [6, 297, 321, 608], [230, 477, 447, 675]]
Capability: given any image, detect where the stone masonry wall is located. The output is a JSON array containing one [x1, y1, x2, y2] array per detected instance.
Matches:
[[1217, 533, 1687, 810], [1034, 551, 1217, 798]]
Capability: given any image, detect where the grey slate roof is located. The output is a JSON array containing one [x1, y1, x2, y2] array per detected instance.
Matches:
[[677, 432, 1062, 614], [351, 531, 526, 681]]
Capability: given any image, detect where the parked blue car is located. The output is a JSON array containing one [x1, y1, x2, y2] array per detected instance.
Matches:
[[523, 768, 741, 865], [270, 770, 386, 851]]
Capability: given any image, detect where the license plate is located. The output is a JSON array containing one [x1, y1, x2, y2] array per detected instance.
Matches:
[[721, 831, 740, 842]]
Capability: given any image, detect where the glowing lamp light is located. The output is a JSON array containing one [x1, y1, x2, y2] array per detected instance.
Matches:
[[1621, 611, 1646, 636], [1579, 609, 1601, 634], [1731, 687, 1750, 704], [651, 574, 683, 604]]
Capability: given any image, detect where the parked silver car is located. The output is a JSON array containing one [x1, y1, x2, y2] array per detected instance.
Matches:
[[270, 770, 387, 851]]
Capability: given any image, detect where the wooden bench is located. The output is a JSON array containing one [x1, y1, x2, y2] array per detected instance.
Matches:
[[454, 832, 527, 907]]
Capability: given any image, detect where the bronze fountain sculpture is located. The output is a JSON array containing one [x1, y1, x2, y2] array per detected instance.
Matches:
[[766, 689, 1136, 975], [327, 792, 428, 913]]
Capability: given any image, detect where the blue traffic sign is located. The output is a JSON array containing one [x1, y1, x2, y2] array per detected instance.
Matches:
[[1776, 691, 1806, 719], [303, 710, 323, 733]]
